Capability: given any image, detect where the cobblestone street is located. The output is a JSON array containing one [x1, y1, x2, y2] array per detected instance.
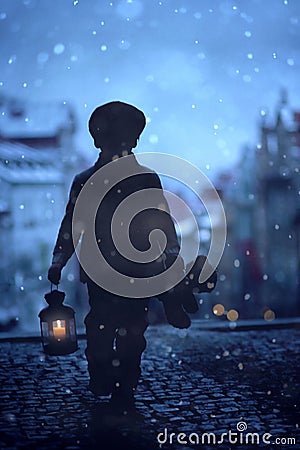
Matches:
[[0, 322, 299, 450]]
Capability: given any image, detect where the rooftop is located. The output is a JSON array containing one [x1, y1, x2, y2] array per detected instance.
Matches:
[[0, 141, 64, 184], [0, 95, 76, 140]]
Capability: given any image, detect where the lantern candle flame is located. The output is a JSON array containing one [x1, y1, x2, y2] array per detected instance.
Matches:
[[53, 319, 66, 340]]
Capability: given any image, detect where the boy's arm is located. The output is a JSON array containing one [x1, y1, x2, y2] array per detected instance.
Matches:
[[150, 173, 181, 256], [48, 175, 82, 284]]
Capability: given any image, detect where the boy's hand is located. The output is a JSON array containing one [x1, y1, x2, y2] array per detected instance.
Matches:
[[160, 292, 191, 329], [48, 263, 63, 285]]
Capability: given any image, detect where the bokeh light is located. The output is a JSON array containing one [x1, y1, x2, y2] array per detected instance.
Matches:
[[264, 309, 276, 321], [227, 309, 239, 322], [213, 303, 225, 316]]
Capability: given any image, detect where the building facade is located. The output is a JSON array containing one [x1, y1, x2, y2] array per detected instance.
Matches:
[[215, 92, 300, 320], [0, 94, 88, 333]]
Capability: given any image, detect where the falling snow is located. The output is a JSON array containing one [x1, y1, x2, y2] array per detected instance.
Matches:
[[0, 0, 299, 332]]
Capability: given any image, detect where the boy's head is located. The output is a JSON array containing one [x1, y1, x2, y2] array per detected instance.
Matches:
[[89, 101, 146, 154]]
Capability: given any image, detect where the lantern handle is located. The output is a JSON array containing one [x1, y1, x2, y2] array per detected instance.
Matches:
[[50, 283, 59, 292]]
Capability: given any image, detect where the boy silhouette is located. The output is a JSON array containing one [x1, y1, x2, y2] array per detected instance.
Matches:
[[48, 101, 194, 406]]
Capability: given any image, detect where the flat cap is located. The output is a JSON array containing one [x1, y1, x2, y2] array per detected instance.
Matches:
[[89, 101, 146, 143]]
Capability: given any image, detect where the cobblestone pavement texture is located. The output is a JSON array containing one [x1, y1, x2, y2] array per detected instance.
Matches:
[[0, 323, 299, 450]]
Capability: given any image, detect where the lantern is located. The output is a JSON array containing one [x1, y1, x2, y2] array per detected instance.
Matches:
[[39, 288, 78, 356]]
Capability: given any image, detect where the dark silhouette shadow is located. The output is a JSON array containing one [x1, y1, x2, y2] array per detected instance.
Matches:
[[47, 101, 217, 407], [88, 400, 148, 450]]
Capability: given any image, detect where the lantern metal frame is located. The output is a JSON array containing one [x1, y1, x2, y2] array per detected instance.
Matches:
[[39, 286, 78, 356]]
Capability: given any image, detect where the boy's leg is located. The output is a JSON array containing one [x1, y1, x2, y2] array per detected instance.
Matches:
[[85, 282, 117, 395], [113, 301, 148, 397]]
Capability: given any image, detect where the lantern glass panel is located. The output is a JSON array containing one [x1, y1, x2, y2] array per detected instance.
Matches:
[[41, 321, 49, 345], [69, 318, 77, 342]]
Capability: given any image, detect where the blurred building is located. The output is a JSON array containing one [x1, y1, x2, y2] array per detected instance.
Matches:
[[215, 91, 300, 320], [0, 94, 87, 331]]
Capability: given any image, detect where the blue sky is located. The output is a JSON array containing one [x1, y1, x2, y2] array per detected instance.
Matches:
[[1, 0, 299, 175]]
